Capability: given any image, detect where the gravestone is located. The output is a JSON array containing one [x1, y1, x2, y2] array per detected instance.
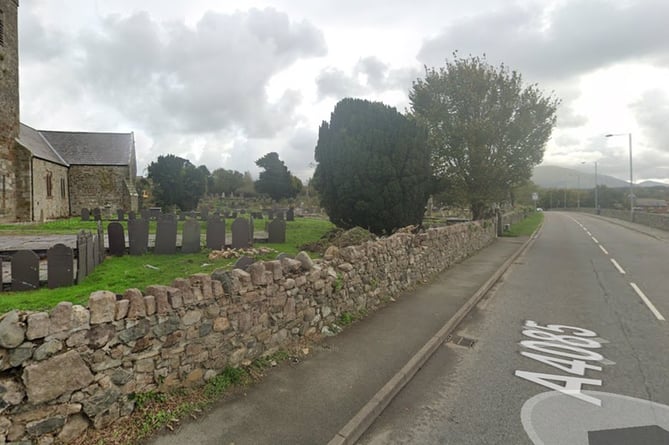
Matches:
[[234, 256, 255, 271], [267, 210, 274, 220], [81, 208, 90, 221], [178, 212, 186, 221], [128, 219, 149, 255], [286, 207, 295, 221], [200, 208, 209, 221], [77, 232, 89, 282], [96, 222, 105, 265], [161, 213, 176, 222], [249, 215, 255, 243], [140, 208, 150, 220], [90, 233, 98, 270], [206, 217, 226, 250], [181, 219, 201, 253], [149, 207, 162, 220], [231, 218, 251, 249], [92, 208, 102, 221], [267, 218, 286, 243], [107, 222, 125, 257], [231, 211, 238, 219], [154, 219, 177, 254], [116, 209, 125, 221], [212, 211, 221, 220], [47, 244, 74, 289], [12, 250, 39, 291], [128, 211, 136, 221]]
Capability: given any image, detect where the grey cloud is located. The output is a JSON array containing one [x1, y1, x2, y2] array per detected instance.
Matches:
[[557, 106, 588, 128], [631, 89, 669, 153], [35, 8, 326, 138], [418, 0, 669, 82], [317, 56, 419, 100]]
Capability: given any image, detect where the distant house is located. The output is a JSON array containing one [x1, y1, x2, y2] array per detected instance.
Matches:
[[0, 0, 138, 222]]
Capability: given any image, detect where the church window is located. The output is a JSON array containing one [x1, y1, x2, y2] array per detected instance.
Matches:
[[0, 10, 4, 47], [46, 172, 53, 198], [60, 178, 66, 198]]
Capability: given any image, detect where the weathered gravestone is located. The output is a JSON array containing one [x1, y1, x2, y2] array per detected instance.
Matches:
[[12, 250, 39, 291], [234, 255, 255, 271], [206, 217, 226, 250], [116, 209, 125, 221], [140, 208, 150, 220], [107, 222, 125, 257], [92, 207, 102, 221], [267, 218, 286, 243], [286, 207, 295, 221], [231, 218, 251, 249], [47, 244, 74, 289], [149, 207, 162, 220], [178, 212, 186, 221], [267, 210, 274, 220], [200, 208, 209, 221], [89, 233, 97, 271], [181, 219, 201, 254], [128, 219, 149, 255], [96, 222, 105, 265], [81, 208, 90, 221], [77, 231, 89, 282], [154, 219, 177, 254], [128, 211, 136, 221]]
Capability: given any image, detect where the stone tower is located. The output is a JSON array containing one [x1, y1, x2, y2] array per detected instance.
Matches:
[[0, 0, 20, 221]]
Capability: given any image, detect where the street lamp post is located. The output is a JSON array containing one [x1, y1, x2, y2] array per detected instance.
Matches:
[[594, 161, 599, 213], [605, 133, 633, 220]]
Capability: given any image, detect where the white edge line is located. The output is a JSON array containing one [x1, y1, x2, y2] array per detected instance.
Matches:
[[599, 245, 609, 255], [610, 258, 626, 274], [591, 237, 599, 244], [630, 282, 666, 321]]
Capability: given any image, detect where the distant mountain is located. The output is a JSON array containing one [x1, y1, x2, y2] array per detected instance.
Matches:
[[531, 165, 629, 189], [638, 180, 669, 188]]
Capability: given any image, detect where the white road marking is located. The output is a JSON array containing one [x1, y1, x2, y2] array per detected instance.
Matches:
[[630, 282, 666, 321], [591, 237, 599, 244], [599, 245, 609, 255], [610, 259, 626, 274]]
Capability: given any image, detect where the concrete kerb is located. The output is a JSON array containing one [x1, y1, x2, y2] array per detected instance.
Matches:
[[327, 225, 544, 445]]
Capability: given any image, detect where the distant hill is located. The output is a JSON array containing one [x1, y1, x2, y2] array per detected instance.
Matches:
[[638, 180, 669, 187], [531, 165, 629, 189]]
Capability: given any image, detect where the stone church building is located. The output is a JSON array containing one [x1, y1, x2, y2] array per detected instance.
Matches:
[[0, 0, 138, 222]]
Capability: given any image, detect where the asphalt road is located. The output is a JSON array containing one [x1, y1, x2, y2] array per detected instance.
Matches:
[[358, 211, 669, 445]]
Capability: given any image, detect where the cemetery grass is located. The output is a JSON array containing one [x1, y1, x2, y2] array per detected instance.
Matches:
[[0, 217, 334, 313], [503, 211, 544, 237]]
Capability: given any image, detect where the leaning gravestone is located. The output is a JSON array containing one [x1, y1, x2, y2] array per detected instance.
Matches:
[[206, 217, 226, 250], [286, 207, 295, 221], [154, 219, 177, 254], [47, 244, 74, 289], [89, 233, 98, 271], [12, 250, 39, 291], [81, 208, 90, 221], [267, 218, 286, 243], [231, 218, 251, 249], [128, 219, 149, 255], [96, 222, 105, 265], [181, 219, 201, 254], [92, 207, 102, 221], [107, 222, 125, 257]]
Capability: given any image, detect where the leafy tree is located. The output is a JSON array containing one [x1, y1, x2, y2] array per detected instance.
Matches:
[[146, 154, 207, 211], [238, 171, 257, 197], [210, 168, 244, 196], [410, 54, 559, 219], [254, 152, 299, 201], [313, 98, 431, 235]]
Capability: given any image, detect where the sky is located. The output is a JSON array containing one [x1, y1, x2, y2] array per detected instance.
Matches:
[[17, 0, 669, 184]]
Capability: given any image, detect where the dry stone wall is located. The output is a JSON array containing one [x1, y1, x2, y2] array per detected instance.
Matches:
[[0, 220, 496, 443]]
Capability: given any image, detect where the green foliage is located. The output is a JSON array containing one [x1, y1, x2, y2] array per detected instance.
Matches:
[[147, 154, 208, 211], [313, 98, 432, 235], [254, 152, 300, 201], [410, 54, 559, 219], [203, 367, 249, 398], [210, 168, 244, 196], [503, 211, 544, 237]]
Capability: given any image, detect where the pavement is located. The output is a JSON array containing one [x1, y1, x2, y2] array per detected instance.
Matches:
[[146, 234, 533, 445]]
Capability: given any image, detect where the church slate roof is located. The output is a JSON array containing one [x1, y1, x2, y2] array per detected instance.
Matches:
[[38, 129, 134, 166], [16, 123, 69, 166]]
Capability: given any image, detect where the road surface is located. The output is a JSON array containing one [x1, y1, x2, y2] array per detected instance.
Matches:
[[359, 211, 669, 444]]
